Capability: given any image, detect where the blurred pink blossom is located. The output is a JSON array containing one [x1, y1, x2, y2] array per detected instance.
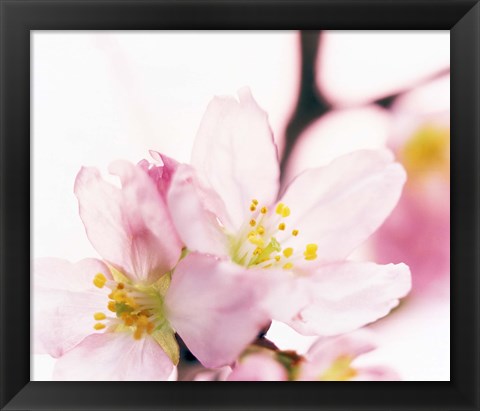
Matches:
[[167, 88, 411, 338], [226, 331, 400, 381], [371, 77, 450, 297], [317, 32, 449, 107], [34, 160, 269, 380]]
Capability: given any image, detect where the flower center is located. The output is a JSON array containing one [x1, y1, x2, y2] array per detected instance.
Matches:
[[400, 124, 450, 180], [92, 273, 166, 340], [229, 199, 318, 271], [318, 355, 358, 381]]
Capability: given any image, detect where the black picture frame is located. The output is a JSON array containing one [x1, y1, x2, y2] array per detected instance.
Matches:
[[1, 1, 478, 410]]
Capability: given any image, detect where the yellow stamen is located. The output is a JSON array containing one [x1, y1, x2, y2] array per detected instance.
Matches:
[[250, 204, 256, 212], [318, 355, 358, 381], [257, 225, 265, 235], [117, 282, 125, 290], [133, 328, 143, 340], [260, 206, 268, 214], [252, 199, 259, 206], [93, 312, 106, 321], [137, 315, 149, 327], [274, 255, 281, 262], [109, 290, 127, 303], [283, 248, 294, 258], [122, 314, 134, 326], [107, 301, 116, 312], [275, 202, 291, 217], [292, 229, 299, 236], [283, 262, 294, 270], [278, 223, 286, 231], [93, 273, 107, 288], [249, 219, 256, 227], [248, 233, 265, 247], [253, 247, 263, 256], [304, 243, 318, 261], [94, 323, 106, 330]]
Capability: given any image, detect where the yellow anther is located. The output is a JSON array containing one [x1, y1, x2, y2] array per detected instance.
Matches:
[[283, 248, 294, 258], [133, 328, 143, 340], [94, 323, 106, 330], [146, 322, 155, 334], [260, 206, 268, 214], [250, 204, 256, 212], [304, 243, 318, 261], [292, 229, 299, 236], [276, 203, 291, 217], [278, 223, 286, 231], [93, 312, 106, 321], [107, 301, 116, 312], [137, 315, 149, 327], [249, 219, 256, 227], [283, 262, 294, 270], [125, 297, 138, 309], [274, 255, 281, 262], [253, 247, 263, 256], [117, 283, 125, 290], [252, 199, 259, 206], [109, 290, 126, 303], [248, 233, 265, 247], [93, 273, 107, 288], [257, 225, 265, 235], [122, 314, 134, 326]]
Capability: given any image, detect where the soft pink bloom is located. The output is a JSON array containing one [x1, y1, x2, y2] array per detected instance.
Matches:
[[34, 159, 269, 380], [167, 88, 411, 337], [298, 331, 400, 381], [227, 352, 289, 381], [371, 78, 450, 297], [225, 331, 400, 381], [137, 150, 179, 202]]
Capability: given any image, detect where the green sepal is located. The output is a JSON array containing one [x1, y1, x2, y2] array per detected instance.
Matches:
[[151, 324, 180, 365], [107, 264, 131, 284], [154, 271, 172, 298]]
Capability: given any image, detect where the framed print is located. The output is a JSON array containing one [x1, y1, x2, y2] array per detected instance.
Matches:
[[0, 1, 479, 410]]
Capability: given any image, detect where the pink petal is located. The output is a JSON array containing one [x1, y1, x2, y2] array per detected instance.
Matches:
[[190, 88, 280, 230], [193, 367, 231, 381], [298, 331, 401, 381], [74, 160, 182, 284], [278, 150, 406, 264], [165, 253, 270, 368], [53, 332, 174, 381], [318, 32, 449, 106], [288, 261, 411, 336], [353, 366, 401, 381], [167, 165, 231, 256], [373, 185, 450, 296], [299, 331, 377, 380], [137, 150, 179, 201], [33, 258, 111, 358], [227, 353, 288, 381], [284, 106, 391, 186]]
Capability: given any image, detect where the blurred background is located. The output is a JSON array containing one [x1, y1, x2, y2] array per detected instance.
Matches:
[[32, 31, 450, 381]]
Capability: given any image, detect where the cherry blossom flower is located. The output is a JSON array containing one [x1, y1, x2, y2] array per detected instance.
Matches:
[[226, 331, 400, 381], [167, 88, 411, 337], [34, 159, 269, 380]]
